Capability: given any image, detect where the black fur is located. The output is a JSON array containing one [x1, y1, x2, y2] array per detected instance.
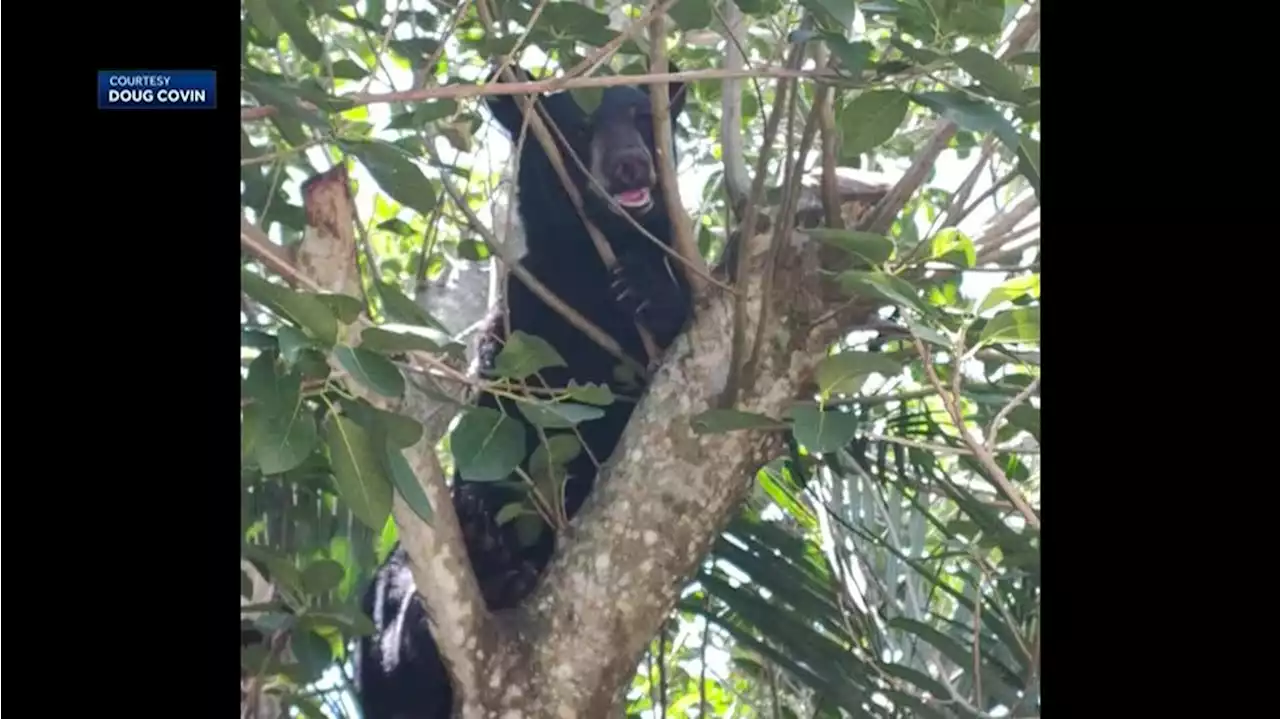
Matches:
[[353, 63, 694, 719]]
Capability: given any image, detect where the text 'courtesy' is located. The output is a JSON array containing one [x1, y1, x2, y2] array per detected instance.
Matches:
[[98, 70, 217, 110]]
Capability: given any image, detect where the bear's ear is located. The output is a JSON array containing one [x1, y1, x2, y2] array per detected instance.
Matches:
[[482, 63, 535, 139], [483, 64, 588, 141], [641, 59, 687, 121]]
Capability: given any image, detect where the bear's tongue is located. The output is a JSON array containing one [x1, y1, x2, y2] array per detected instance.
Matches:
[[616, 188, 650, 207]]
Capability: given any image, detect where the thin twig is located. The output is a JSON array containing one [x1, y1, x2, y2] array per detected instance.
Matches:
[[241, 218, 322, 292], [357, 1, 406, 95], [940, 137, 997, 227], [712, 0, 757, 210], [974, 195, 1039, 263], [240, 67, 840, 121], [745, 72, 825, 389], [720, 34, 808, 408], [913, 336, 1041, 531], [240, 138, 325, 166], [984, 377, 1040, 452], [649, 14, 708, 294], [814, 44, 843, 229], [953, 168, 1017, 228]]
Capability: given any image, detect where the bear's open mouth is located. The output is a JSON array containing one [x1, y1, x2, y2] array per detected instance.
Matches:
[[614, 188, 652, 209]]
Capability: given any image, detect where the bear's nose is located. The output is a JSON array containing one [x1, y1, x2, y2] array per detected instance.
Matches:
[[612, 152, 649, 188]]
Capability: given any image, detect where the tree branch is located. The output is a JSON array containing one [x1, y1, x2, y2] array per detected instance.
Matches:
[[240, 67, 838, 122], [514, 190, 885, 714], [248, 165, 496, 705], [650, 14, 709, 295]]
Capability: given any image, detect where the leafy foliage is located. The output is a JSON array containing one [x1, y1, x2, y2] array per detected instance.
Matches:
[[240, 0, 1040, 716]]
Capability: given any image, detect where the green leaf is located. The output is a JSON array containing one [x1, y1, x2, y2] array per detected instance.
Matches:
[[1005, 404, 1040, 442], [291, 78, 357, 113], [801, 0, 858, 28], [242, 329, 278, 351], [493, 331, 567, 380], [790, 405, 860, 454], [731, 0, 784, 14], [1006, 51, 1040, 66], [324, 414, 394, 531], [244, 351, 295, 410], [360, 325, 463, 358], [513, 513, 546, 547], [340, 398, 425, 448], [241, 270, 339, 346], [263, 0, 325, 61], [329, 58, 369, 81], [244, 402, 319, 476], [457, 239, 487, 261], [878, 663, 953, 704], [304, 0, 343, 14], [941, 0, 1005, 37], [528, 434, 582, 500], [276, 326, 315, 364], [384, 442, 433, 524], [451, 407, 527, 482], [528, 434, 582, 474], [375, 281, 448, 331], [1017, 135, 1040, 198], [289, 628, 333, 683], [976, 273, 1040, 314], [244, 0, 281, 41], [825, 37, 874, 77], [515, 400, 605, 429], [541, 4, 611, 36], [887, 617, 974, 670], [807, 229, 896, 266], [384, 111, 414, 132], [978, 306, 1040, 346], [690, 409, 786, 434], [495, 502, 526, 526], [840, 90, 911, 157], [414, 100, 459, 123], [929, 227, 977, 268], [951, 47, 1026, 104], [314, 293, 365, 324], [301, 559, 345, 595], [334, 345, 406, 398], [814, 351, 905, 396], [667, 0, 712, 29], [295, 349, 332, 381], [377, 218, 416, 236], [890, 36, 943, 66], [906, 317, 953, 348], [387, 101, 461, 130], [909, 91, 1018, 148], [243, 356, 320, 475], [388, 38, 442, 67], [837, 270, 931, 315], [343, 139, 438, 217], [294, 606, 377, 637], [243, 79, 329, 129], [561, 381, 615, 406]]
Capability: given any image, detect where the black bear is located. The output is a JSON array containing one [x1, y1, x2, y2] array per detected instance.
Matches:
[[353, 61, 693, 719]]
